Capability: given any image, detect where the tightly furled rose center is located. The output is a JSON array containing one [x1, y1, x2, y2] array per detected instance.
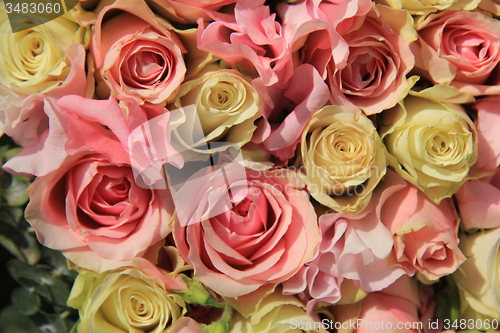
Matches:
[[399, 113, 473, 180], [312, 121, 373, 191], [413, 10, 500, 91], [422, 126, 471, 167], [444, 29, 493, 67], [384, 88, 477, 203], [71, 160, 151, 230], [94, 5, 187, 105], [103, 30, 184, 103], [327, 5, 415, 115], [205, 81, 240, 113], [299, 105, 387, 214], [339, 47, 389, 95], [0, 13, 83, 94], [126, 50, 169, 86], [171, 68, 260, 154]]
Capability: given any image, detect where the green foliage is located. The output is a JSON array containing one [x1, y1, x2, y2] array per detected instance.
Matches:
[[0, 142, 78, 333], [435, 275, 461, 325]]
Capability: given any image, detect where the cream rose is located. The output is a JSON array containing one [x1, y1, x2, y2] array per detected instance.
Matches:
[[67, 268, 187, 333], [170, 65, 260, 157], [383, 85, 477, 203], [375, 0, 480, 17], [298, 105, 387, 214], [0, 10, 85, 94], [227, 286, 328, 333], [453, 228, 500, 320]]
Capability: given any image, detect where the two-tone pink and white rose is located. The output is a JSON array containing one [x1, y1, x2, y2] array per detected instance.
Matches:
[[328, 4, 416, 115], [379, 170, 465, 281], [172, 166, 321, 297], [92, 0, 186, 104], [412, 10, 500, 96]]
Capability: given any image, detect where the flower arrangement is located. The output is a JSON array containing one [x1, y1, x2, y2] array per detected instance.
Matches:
[[1, 0, 500, 332]]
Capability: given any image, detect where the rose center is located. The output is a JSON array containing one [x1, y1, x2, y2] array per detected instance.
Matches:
[[447, 29, 490, 64], [128, 50, 167, 85], [130, 297, 148, 316]]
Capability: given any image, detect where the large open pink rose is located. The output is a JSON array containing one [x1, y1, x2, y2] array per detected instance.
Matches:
[[413, 10, 500, 96], [92, 0, 186, 105], [172, 166, 321, 297], [25, 96, 174, 273]]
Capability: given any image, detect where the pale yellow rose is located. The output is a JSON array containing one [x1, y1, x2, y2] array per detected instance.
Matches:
[[383, 85, 477, 203], [0, 8, 85, 94], [226, 286, 329, 333], [375, 0, 480, 24], [297, 105, 387, 214], [67, 268, 186, 333], [170, 64, 260, 157], [479, 0, 500, 16], [453, 228, 500, 321]]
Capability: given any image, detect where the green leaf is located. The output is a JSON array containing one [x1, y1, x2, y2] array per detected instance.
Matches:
[[7, 260, 52, 301], [204, 305, 232, 333], [435, 275, 460, 323], [0, 234, 28, 262], [176, 276, 213, 306], [0, 145, 11, 160], [0, 222, 41, 265], [46, 279, 71, 308], [0, 306, 41, 333], [0, 205, 25, 227], [30, 313, 67, 333], [11, 287, 41, 316], [5, 175, 31, 206], [41, 247, 75, 279]]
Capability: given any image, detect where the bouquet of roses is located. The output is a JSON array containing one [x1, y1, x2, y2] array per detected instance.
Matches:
[[1, 0, 500, 332]]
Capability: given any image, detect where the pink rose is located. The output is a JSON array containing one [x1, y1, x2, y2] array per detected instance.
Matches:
[[251, 64, 330, 164], [276, 0, 373, 81], [412, 10, 500, 96], [380, 170, 465, 281], [281, 215, 345, 314], [172, 167, 321, 297], [469, 97, 500, 176], [313, 202, 404, 293], [92, 0, 186, 104], [328, 4, 416, 115], [333, 276, 423, 333], [456, 168, 500, 230], [277, 0, 353, 78], [197, 0, 289, 87], [147, 0, 237, 24], [25, 96, 174, 273], [2, 43, 91, 177], [304, 178, 408, 294]]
